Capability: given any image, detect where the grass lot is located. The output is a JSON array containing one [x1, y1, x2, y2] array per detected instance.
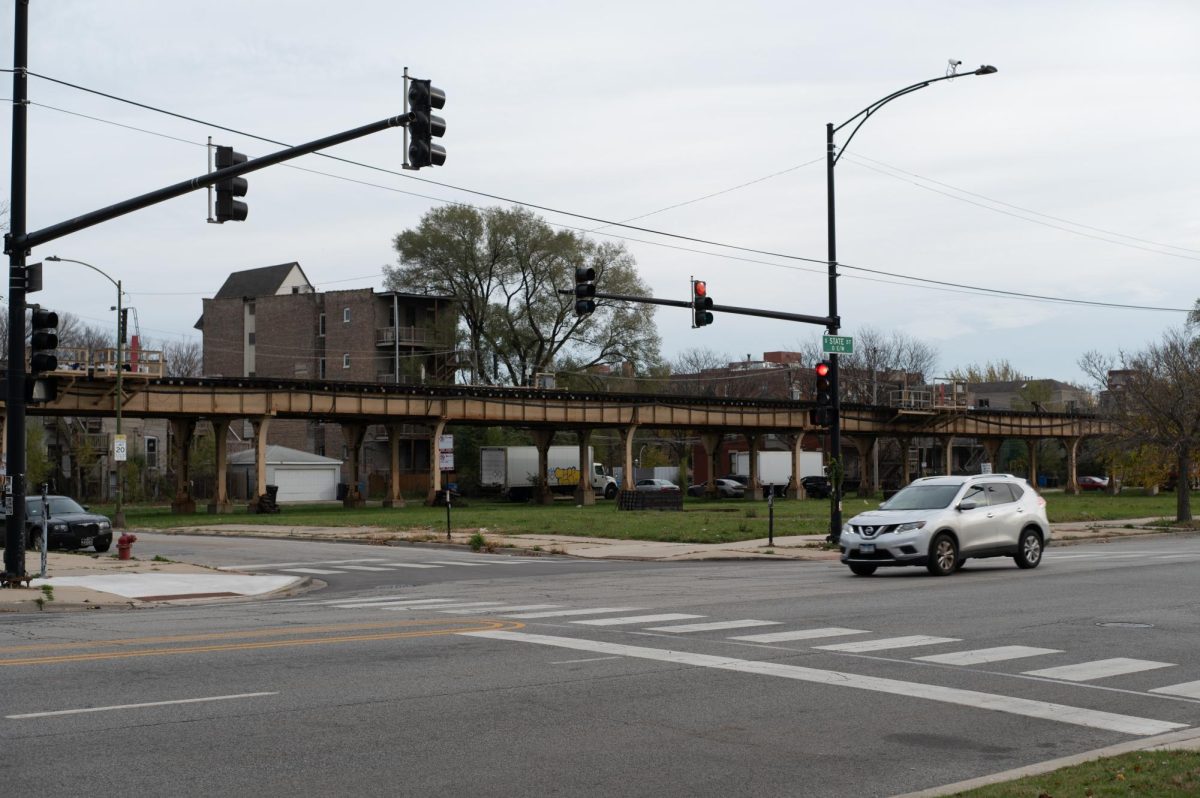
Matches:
[[948, 749, 1200, 796], [96, 489, 1200, 545]]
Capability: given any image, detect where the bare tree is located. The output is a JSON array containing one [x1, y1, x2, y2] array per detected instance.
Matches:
[[1080, 328, 1200, 521], [799, 327, 938, 403], [161, 338, 203, 377]]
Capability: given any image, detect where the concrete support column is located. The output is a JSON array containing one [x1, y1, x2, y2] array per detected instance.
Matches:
[[897, 436, 912, 486], [849, 436, 876, 497], [943, 437, 954, 476], [785, 433, 805, 499], [532, 429, 555, 505], [170, 418, 197, 514], [248, 416, 272, 510], [574, 429, 595, 506], [746, 432, 761, 500], [339, 422, 367, 507], [619, 425, 638, 491], [424, 419, 447, 506], [1026, 439, 1039, 487], [207, 418, 233, 514], [383, 423, 406, 508], [1065, 436, 1081, 495], [981, 438, 1002, 475], [700, 431, 722, 497]]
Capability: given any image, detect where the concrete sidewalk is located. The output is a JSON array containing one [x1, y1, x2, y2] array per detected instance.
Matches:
[[0, 515, 1180, 613]]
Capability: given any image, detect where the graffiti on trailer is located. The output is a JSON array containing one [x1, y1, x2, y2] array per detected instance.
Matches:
[[551, 466, 582, 486]]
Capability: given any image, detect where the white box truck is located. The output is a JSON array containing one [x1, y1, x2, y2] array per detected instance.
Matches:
[[732, 451, 825, 494], [480, 446, 618, 501]]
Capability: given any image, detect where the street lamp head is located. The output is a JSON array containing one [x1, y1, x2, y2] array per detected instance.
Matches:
[[974, 65, 998, 75], [45, 255, 61, 261]]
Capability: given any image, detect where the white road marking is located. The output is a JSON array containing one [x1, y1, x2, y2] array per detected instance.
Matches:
[[301, 596, 453, 606], [647, 620, 781, 633], [915, 646, 1064, 666], [335, 565, 394, 572], [573, 613, 704, 627], [815, 635, 960, 653], [374, 563, 443, 569], [550, 657, 623, 665], [502, 607, 645, 619], [279, 568, 343, 575], [1149, 681, 1200, 700], [422, 561, 493, 567], [219, 559, 386, 570], [462, 631, 1186, 737], [330, 599, 463, 609], [1024, 658, 1176, 682], [730, 627, 870, 643], [382, 601, 502, 611], [8, 692, 279, 719], [439, 604, 562, 615]]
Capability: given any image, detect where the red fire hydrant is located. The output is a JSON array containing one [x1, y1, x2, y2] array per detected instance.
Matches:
[[117, 532, 137, 560]]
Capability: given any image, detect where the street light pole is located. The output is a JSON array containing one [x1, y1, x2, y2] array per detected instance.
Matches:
[[824, 64, 997, 544], [45, 256, 126, 528]]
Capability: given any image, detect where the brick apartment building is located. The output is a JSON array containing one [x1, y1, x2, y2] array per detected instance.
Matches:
[[196, 263, 458, 493]]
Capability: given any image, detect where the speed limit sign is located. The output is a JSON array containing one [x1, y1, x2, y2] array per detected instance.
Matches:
[[113, 434, 128, 462]]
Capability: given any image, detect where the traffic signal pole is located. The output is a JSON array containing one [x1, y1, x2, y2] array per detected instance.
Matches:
[[562, 289, 835, 328], [826, 122, 843, 545]]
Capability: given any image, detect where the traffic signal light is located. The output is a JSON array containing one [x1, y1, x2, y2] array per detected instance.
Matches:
[[814, 360, 833, 426], [692, 280, 713, 327], [214, 145, 249, 222], [408, 79, 447, 168], [574, 266, 597, 316], [30, 306, 59, 373], [118, 308, 128, 343]]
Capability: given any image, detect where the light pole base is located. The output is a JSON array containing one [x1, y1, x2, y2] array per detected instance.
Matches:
[[113, 510, 127, 529]]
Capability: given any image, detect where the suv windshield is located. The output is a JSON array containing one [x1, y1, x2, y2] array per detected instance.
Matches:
[[881, 484, 961, 511]]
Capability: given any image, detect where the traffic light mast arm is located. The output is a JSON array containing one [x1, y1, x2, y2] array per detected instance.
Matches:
[[9, 113, 416, 253], [557, 289, 836, 327]]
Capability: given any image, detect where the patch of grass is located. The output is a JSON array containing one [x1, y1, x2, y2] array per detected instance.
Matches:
[[468, 532, 486, 552], [35, 584, 54, 611], [948, 749, 1200, 796], [152, 555, 174, 563]]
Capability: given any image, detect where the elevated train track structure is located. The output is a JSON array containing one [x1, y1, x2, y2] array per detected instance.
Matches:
[[10, 373, 1109, 509]]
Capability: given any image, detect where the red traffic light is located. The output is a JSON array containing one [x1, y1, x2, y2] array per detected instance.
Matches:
[[815, 361, 831, 377], [693, 280, 707, 297]]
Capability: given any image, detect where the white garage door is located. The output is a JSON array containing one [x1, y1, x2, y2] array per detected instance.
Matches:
[[273, 467, 338, 502]]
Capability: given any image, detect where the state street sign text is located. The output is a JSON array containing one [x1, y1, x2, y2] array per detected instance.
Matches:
[[822, 334, 854, 355]]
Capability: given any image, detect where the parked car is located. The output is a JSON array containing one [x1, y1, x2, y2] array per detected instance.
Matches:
[[23, 495, 114, 552], [1078, 476, 1108, 491], [721, 474, 750, 487], [800, 475, 832, 499], [635, 478, 680, 493], [687, 478, 745, 498], [838, 474, 1051, 577]]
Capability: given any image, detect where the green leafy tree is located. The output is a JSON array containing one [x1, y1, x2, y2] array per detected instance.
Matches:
[[945, 359, 1025, 383], [386, 205, 661, 386], [25, 423, 53, 490]]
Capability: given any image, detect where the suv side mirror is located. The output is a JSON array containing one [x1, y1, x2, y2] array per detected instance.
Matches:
[[957, 500, 978, 511]]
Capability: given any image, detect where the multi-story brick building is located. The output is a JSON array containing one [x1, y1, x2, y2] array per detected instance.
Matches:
[[196, 263, 458, 493]]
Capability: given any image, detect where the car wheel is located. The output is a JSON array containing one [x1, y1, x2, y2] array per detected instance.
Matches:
[[94, 539, 112, 553], [605, 484, 618, 500], [926, 533, 959, 576], [848, 563, 876, 576], [1014, 528, 1043, 569]]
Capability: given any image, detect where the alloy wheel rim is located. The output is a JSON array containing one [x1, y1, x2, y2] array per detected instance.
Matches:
[[1024, 536, 1042, 563], [936, 541, 956, 571]]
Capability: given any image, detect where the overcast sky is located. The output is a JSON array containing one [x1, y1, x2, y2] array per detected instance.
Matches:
[[3, 0, 1197, 387]]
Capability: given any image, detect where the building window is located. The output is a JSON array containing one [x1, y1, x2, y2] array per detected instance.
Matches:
[[978, 398, 990, 408], [343, 307, 351, 323], [318, 313, 326, 337], [342, 445, 348, 460], [145, 436, 159, 469], [248, 332, 256, 345], [317, 444, 325, 457], [319, 358, 326, 379], [343, 353, 350, 369], [247, 302, 256, 316]]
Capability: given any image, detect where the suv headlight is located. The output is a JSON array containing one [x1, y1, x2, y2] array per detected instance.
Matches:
[[841, 523, 854, 536], [51, 523, 69, 532], [894, 521, 926, 533], [99, 521, 111, 530]]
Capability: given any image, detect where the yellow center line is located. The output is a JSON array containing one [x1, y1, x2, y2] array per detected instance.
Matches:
[[2, 619, 524, 666]]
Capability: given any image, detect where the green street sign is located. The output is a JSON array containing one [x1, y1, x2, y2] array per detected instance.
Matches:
[[822, 334, 854, 355]]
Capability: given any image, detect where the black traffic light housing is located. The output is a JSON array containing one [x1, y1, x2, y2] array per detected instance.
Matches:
[[574, 266, 597, 316], [408, 79, 447, 168], [692, 280, 713, 327], [30, 306, 59, 373], [214, 145, 249, 222], [814, 360, 833, 426]]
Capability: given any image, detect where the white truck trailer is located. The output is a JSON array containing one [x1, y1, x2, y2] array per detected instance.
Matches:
[[732, 451, 825, 494], [480, 445, 618, 501]]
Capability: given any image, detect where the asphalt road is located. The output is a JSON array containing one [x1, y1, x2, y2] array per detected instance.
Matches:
[[3, 534, 1199, 797]]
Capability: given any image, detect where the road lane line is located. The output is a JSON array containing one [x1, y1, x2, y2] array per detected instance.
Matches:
[[439, 605, 562, 615], [335, 565, 394, 572], [219, 559, 387, 570], [373, 563, 443, 569], [503, 607, 645, 619], [1149, 681, 1200, 700], [573, 613, 704, 627], [815, 635, 959, 653], [647, 620, 781, 633], [381, 602, 502, 611], [1024, 658, 1176, 682], [550, 657, 623, 665], [422, 561, 493, 567], [8, 692, 279, 719], [915, 646, 1063, 666], [331, 599, 466, 609], [301, 596, 455, 606], [279, 568, 343, 575], [730, 627, 869, 643], [461, 631, 1187, 737]]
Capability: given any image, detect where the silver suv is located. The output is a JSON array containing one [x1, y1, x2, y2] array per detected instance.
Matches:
[[839, 474, 1051, 577]]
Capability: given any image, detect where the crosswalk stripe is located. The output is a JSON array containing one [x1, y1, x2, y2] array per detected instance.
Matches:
[[1149, 680, 1200, 699], [815, 635, 960, 653], [422, 561, 493, 567], [327, 599, 461, 609], [463, 630, 1187, 737], [302, 595, 448, 606], [279, 568, 343, 575], [219, 558, 388, 570], [439, 604, 562, 615], [573, 613, 705, 627], [336, 565, 394, 572], [382, 601, 502, 611], [915, 646, 1063, 666], [1023, 658, 1175, 682], [373, 563, 443, 569], [647, 620, 781, 633], [730, 627, 869, 643], [502, 607, 645, 619]]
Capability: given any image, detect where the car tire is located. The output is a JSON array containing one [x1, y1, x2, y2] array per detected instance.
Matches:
[[94, 539, 112, 553], [848, 563, 877, 576], [605, 484, 618, 500], [1014, 528, 1043, 569], [926, 533, 959, 576]]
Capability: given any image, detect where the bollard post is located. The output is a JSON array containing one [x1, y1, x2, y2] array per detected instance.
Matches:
[[767, 485, 774, 547], [40, 483, 49, 578], [445, 488, 452, 541]]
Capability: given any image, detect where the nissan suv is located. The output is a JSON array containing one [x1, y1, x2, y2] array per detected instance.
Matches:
[[839, 474, 1050, 577]]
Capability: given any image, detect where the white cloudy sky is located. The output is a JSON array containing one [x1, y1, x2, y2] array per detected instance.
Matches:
[[3, 0, 1197, 386]]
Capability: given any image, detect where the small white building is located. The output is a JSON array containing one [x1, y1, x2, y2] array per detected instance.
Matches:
[[228, 445, 343, 502]]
